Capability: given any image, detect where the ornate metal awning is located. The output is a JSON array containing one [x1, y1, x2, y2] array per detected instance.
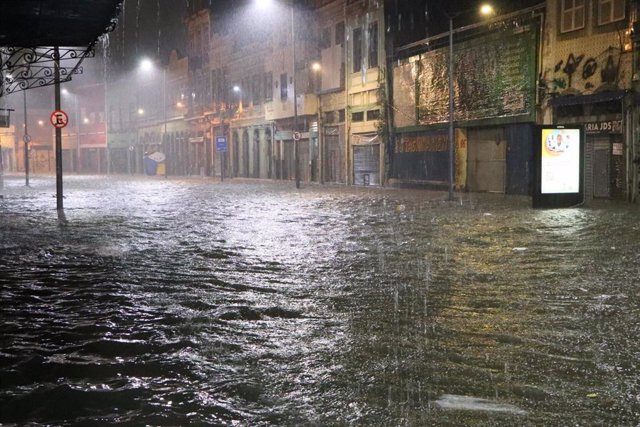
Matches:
[[0, 0, 123, 96]]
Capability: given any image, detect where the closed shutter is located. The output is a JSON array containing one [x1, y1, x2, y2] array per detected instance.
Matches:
[[593, 137, 610, 198], [353, 144, 380, 186]]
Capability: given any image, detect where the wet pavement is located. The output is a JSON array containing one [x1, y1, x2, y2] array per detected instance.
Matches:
[[1, 173, 639, 425]]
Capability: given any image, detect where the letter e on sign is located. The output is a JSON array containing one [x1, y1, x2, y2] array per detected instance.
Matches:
[[50, 110, 69, 128]]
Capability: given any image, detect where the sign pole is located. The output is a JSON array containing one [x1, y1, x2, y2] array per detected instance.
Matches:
[[54, 46, 63, 211], [216, 135, 228, 183]]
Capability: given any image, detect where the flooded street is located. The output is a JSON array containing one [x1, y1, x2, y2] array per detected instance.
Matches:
[[1, 174, 639, 426]]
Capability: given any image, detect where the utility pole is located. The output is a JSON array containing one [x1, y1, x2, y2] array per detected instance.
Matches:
[[162, 68, 168, 178], [292, 5, 300, 189], [22, 90, 29, 186]]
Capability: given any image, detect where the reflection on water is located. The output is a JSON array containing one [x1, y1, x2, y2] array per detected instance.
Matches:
[[1, 175, 639, 425]]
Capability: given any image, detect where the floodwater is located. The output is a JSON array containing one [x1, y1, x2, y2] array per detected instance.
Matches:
[[1, 174, 639, 426]]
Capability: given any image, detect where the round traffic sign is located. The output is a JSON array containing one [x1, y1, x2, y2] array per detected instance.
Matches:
[[50, 110, 69, 128], [293, 131, 301, 141], [23, 134, 31, 143]]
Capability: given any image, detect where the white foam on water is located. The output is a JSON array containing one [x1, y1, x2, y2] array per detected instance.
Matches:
[[435, 394, 528, 416]]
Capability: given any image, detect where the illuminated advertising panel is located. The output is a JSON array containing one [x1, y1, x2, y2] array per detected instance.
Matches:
[[540, 128, 581, 194], [533, 126, 584, 208]]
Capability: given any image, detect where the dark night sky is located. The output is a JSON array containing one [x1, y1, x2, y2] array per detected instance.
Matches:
[[107, 0, 544, 71], [109, 0, 188, 71], [388, 0, 544, 47]]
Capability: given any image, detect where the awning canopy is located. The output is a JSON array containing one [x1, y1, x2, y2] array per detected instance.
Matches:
[[0, 0, 123, 47], [548, 90, 628, 107], [0, 1, 123, 96]]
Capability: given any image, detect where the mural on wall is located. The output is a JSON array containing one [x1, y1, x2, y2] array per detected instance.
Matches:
[[392, 25, 537, 127], [392, 59, 418, 128], [545, 46, 623, 95]]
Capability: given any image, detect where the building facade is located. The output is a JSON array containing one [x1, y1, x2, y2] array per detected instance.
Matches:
[[390, 4, 543, 195], [540, 0, 637, 201], [180, 0, 384, 186], [113, 0, 640, 203]]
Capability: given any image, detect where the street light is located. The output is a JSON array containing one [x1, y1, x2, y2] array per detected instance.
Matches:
[[138, 57, 168, 178], [291, 4, 300, 189], [446, 3, 495, 201], [311, 61, 322, 184]]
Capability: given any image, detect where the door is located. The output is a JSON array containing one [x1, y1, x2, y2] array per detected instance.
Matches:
[[467, 127, 506, 193], [324, 128, 344, 183], [353, 144, 380, 186]]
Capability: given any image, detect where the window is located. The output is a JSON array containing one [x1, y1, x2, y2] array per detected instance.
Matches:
[[324, 111, 335, 124], [252, 74, 262, 106], [280, 73, 288, 100], [264, 72, 273, 102], [366, 109, 380, 121], [211, 69, 225, 106], [368, 22, 378, 68], [335, 22, 345, 46], [352, 111, 364, 122], [320, 27, 331, 49], [598, 0, 625, 25], [560, 0, 585, 33], [353, 28, 362, 72], [338, 109, 345, 122], [241, 77, 249, 108]]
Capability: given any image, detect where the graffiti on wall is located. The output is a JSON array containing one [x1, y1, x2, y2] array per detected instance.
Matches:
[[547, 46, 622, 94]]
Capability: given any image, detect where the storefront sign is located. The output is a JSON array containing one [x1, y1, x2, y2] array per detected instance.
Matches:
[[396, 132, 447, 153], [612, 142, 623, 156], [584, 120, 622, 134]]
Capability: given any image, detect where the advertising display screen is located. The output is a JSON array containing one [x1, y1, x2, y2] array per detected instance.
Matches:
[[540, 128, 581, 194], [533, 126, 584, 208]]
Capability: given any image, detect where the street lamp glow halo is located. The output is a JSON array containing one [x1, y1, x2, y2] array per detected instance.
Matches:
[[140, 58, 154, 72], [479, 4, 495, 17], [253, 0, 275, 9], [311, 62, 321, 72]]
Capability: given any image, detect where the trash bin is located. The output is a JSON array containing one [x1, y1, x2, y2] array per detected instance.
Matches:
[[144, 156, 158, 176], [144, 152, 166, 176]]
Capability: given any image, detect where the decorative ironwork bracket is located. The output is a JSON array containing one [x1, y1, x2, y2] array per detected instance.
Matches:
[[0, 45, 96, 96]]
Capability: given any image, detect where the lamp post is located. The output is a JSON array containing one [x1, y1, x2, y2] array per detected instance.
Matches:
[[232, 85, 241, 178], [291, 5, 300, 189], [447, 16, 454, 201], [162, 67, 167, 178], [139, 58, 168, 178], [22, 90, 29, 186], [311, 61, 322, 184], [446, 3, 495, 201]]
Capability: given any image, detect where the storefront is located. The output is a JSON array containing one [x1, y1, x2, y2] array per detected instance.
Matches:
[[352, 133, 381, 186], [550, 91, 628, 201]]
